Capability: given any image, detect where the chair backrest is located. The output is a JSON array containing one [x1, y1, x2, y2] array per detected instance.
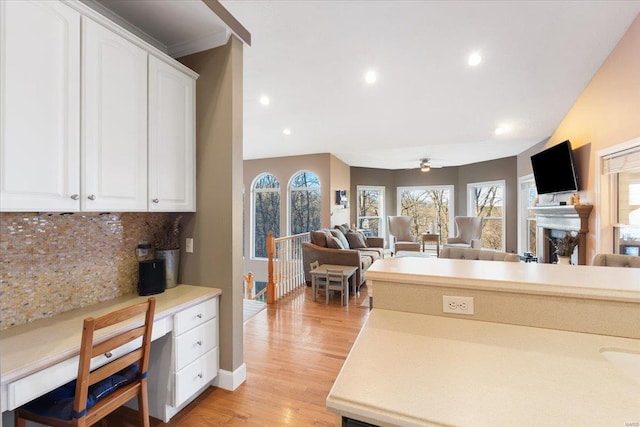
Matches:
[[74, 297, 155, 424], [325, 269, 344, 286], [592, 253, 640, 268], [453, 216, 483, 243], [388, 216, 415, 242]]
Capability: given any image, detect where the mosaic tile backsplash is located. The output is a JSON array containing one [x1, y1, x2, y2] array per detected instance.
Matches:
[[0, 212, 170, 329]]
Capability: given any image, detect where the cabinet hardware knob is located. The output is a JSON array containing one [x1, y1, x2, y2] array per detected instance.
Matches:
[[70, 194, 79, 200], [196, 340, 202, 346], [152, 198, 159, 203], [197, 314, 202, 319], [104, 352, 112, 358], [88, 194, 96, 200], [197, 373, 203, 379]]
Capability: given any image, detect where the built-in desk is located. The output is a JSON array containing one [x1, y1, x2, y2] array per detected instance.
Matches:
[[0, 284, 221, 425]]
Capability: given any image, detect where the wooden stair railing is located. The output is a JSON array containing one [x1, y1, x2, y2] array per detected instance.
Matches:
[[266, 231, 310, 303]]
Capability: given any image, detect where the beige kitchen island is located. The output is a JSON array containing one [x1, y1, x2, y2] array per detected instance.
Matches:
[[327, 257, 640, 426]]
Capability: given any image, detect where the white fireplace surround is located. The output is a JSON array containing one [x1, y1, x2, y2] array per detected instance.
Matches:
[[530, 204, 593, 265]]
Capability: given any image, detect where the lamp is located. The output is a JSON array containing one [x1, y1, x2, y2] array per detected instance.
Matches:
[[420, 159, 431, 172]]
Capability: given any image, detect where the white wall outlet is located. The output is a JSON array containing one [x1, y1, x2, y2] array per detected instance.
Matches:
[[442, 296, 475, 315], [185, 238, 194, 253]]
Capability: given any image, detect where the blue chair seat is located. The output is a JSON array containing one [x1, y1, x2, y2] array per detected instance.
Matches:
[[21, 363, 139, 420]]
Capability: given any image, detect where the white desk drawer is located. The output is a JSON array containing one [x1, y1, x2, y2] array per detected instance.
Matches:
[[5, 316, 170, 410], [173, 298, 217, 336], [174, 348, 218, 407], [174, 318, 217, 371]]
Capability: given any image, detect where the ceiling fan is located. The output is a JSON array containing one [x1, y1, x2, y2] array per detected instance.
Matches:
[[419, 158, 444, 172]]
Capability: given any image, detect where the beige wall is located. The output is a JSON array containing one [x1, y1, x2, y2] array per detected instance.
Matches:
[[517, 13, 640, 260], [242, 154, 351, 281], [178, 37, 245, 374], [330, 155, 351, 227]]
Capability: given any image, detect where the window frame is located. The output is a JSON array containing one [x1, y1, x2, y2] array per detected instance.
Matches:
[[287, 170, 321, 236], [396, 185, 455, 240], [251, 173, 280, 260], [518, 174, 537, 256], [467, 179, 506, 250], [356, 185, 386, 239]]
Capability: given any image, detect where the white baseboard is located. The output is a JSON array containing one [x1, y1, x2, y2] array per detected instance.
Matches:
[[213, 363, 246, 391]]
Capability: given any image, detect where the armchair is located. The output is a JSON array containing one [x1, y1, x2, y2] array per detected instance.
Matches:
[[388, 216, 421, 254], [445, 216, 482, 249]]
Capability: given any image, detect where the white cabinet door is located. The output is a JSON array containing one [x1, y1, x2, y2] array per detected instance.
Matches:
[[0, 1, 80, 212], [148, 56, 196, 212], [82, 17, 147, 211]]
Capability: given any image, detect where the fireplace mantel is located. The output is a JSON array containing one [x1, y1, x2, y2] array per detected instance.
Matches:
[[530, 204, 593, 265], [530, 205, 593, 232]]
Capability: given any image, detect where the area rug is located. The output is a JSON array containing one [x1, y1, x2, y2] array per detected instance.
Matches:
[[243, 299, 266, 323], [360, 297, 370, 308]]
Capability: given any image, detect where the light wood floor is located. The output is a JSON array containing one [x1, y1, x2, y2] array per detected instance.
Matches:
[[107, 285, 371, 426]]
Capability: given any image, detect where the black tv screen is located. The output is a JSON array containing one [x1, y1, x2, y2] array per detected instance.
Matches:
[[530, 140, 579, 195]]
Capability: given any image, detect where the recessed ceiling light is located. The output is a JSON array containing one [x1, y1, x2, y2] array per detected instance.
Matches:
[[495, 124, 511, 135], [259, 95, 270, 106], [364, 70, 377, 84], [283, 128, 291, 136], [468, 52, 482, 67]]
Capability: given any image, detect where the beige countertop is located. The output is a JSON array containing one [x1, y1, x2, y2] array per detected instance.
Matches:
[[367, 257, 640, 302], [327, 309, 640, 426], [0, 284, 221, 385]]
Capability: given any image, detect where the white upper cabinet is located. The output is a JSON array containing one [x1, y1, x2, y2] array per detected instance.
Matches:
[[0, 1, 81, 211], [82, 17, 148, 212], [148, 56, 196, 212]]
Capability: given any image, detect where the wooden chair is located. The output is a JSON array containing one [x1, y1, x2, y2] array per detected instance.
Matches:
[[325, 269, 347, 306], [16, 297, 156, 427], [310, 261, 327, 301]]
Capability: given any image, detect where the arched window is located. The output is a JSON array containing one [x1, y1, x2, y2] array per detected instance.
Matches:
[[252, 173, 280, 258], [289, 171, 321, 234]]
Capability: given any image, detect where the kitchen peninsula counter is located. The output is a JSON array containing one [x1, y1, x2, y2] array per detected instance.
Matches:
[[327, 309, 640, 427], [366, 257, 640, 339]]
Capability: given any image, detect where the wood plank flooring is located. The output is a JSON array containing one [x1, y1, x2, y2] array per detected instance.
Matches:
[[107, 285, 371, 426]]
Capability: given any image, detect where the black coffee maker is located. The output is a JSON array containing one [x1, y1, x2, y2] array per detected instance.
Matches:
[[138, 259, 166, 296]]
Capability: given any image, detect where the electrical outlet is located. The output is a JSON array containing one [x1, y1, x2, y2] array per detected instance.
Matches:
[[443, 296, 474, 315], [185, 238, 194, 253]]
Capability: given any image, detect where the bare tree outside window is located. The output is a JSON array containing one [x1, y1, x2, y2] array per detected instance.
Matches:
[[290, 171, 321, 235], [357, 186, 384, 237], [398, 187, 452, 241], [469, 181, 505, 250], [253, 174, 280, 258]]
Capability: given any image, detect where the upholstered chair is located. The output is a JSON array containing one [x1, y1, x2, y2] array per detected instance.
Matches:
[[445, 216, 483, 249], [388, 216, 421, 254], [591, 253, 640, 268]]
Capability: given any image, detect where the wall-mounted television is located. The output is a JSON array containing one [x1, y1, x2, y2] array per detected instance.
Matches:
[[530, 140, 579, 195]]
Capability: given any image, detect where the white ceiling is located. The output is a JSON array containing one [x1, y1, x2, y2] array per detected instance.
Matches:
[[94, 1, 640, 170]]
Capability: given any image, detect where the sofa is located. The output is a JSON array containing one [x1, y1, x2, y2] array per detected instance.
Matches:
[[591, 253, 640, 268], [439, 246, 521, 262], [302, 224, 384, 289]]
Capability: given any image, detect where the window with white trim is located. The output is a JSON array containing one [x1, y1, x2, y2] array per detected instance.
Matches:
[[397, 186, 454, 241], [518, 175, 537, 256], [289, 171, 321, 235], [252, 173, 280, 259], [468, 180, 505, 250], [356, 186, 385, 238]]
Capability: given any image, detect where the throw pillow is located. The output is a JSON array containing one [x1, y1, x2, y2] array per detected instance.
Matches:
[[335, 224, 349, 235], [346, 231, 367, 249], [310, 230, 328, 247], [326, 235, 345, 249], [330, 229, 351, 249]]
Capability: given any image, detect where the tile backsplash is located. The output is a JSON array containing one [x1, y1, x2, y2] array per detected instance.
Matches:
[[0, 212, 169, 329]]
